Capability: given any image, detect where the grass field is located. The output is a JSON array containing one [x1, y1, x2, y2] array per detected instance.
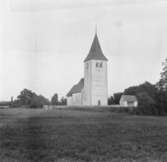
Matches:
[[0, 107, 167, 162]]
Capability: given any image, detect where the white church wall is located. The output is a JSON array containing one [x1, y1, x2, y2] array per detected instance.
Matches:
[[84, 60, 108, 106], [91, 60, 108, 105], [71, 93, 82, 105], [67, 94, 82, 106], [67, 96, 72, 105], [83, 60, 92, 105]]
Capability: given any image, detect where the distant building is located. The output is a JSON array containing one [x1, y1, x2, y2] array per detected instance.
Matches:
[[119, 95, 138, 107], [67, 33, 108, 106]]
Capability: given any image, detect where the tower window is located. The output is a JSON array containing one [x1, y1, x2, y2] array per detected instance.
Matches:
[[96, 62, 103, 68]]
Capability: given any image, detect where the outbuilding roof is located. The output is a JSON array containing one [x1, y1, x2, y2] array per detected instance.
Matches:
[[66, 78, 84, 97], [84, 33, 108, 62], [120, 95, 138, 102]]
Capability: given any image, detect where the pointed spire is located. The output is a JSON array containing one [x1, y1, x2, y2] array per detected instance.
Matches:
[[84, 32, 108, 62]]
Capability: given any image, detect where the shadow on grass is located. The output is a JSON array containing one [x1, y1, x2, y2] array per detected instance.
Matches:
[[0, 117, 53, 162]]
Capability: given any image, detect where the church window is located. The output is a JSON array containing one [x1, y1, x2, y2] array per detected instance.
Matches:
[[96, 62, 102, 68]]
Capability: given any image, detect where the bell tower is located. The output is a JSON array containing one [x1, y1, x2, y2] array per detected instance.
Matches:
[[83, 33, 108, 106]]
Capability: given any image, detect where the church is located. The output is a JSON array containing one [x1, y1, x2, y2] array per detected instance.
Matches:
[[66, 33, 108, 106]]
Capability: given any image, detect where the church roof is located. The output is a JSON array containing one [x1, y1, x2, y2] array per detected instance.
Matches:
[[66, 78, 84, 97], [84, 33, 108, 62]]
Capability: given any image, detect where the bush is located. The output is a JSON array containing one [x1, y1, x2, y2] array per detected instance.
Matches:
[[132, 105, 158, 115], [155, 90, 167, 115], [123, 82, 167, 116], [131, 90, 167, 116], [11, 89, 50, 108]]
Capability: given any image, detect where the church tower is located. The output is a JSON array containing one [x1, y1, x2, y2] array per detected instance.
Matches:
[[83, 33, 108, 106]]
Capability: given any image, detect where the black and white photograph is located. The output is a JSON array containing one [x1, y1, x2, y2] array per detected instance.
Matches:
[[0, 0, 167, 161]]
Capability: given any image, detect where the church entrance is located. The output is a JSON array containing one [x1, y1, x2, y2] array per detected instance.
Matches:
[[98, 100, 101, 106]]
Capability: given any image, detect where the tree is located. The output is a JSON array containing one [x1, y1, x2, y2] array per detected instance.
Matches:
[[108, 96, 114, 105], [113, 92, 123, 104], [134, 92, 158, 115], [51, 93, 59, 105], [136, 92, 155, 107], [124, 82, 157, 101], [59, 97, 67, 105], [123, 82, 160, 115], [17, 89, 34, 105], [29, 95, 50, 108], [30, 93, 42, 108], [38, 95, 50, 105], [158, 58, 167, 90], [155, 90, 167, 115], [14, 89, 50, 108]]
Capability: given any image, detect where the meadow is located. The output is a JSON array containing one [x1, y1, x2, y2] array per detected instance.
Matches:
[[0, 107, 167, 162]]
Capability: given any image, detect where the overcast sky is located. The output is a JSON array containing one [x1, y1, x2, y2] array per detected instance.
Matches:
[[0, 0, 167, 101]]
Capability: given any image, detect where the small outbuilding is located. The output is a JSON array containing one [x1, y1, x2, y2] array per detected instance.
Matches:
[[119, 95, 138, 107]]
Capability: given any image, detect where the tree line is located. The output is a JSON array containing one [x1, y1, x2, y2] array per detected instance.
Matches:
[[10, 90, 67, 108], [3, 58, 167, 115]]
